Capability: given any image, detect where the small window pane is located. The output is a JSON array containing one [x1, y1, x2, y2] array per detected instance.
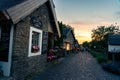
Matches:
[[28, 27, 42, 57], [31, 31, 40, 53]]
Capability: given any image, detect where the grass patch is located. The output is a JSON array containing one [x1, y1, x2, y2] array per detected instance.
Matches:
[[25, 73, 35, 80], [90, 50, 108, 63], [90, 51, 97, 57]]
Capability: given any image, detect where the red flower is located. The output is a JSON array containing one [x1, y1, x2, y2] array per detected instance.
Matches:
[[32, 45, 39, 53]]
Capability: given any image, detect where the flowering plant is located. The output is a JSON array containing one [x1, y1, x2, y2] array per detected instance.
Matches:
[[31, 45, 39, 53], [47, 49, 57, 62]]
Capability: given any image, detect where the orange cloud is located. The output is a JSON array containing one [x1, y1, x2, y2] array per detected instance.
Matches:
[[62, 20, 114, 44], [69, 24, 92, 44]]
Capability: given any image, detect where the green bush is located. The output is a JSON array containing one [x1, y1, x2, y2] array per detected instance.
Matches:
[[97, 55, 107, 63], [90, 50, 108, 63], [0, 66, 3, 76], [90, 51, 97, 57]]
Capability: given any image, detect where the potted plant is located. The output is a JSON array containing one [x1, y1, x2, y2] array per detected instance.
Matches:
[[31, 45, 39, 53], [47, 49, 57, 62]]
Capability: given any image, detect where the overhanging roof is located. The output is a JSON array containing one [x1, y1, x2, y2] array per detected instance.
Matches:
[[48, 0, 61, 37], [0, 0, 25, 11], [6, 0, 48, 24], [63, 27, 76, 41], [0, 0, 61, 37], [108, 35, 120, 45]]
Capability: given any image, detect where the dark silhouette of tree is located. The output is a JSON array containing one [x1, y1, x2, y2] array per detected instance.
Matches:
[[82, 41, 90, 48], [55, 21, 75, 47], [91, 24, 119, 50]]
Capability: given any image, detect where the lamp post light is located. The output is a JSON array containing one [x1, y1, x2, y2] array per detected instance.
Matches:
[[65, 42, 70, 55], [66, 42, 70, 51]]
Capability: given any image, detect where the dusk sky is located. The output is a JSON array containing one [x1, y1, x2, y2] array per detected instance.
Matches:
[[53, 0, 120, 44]]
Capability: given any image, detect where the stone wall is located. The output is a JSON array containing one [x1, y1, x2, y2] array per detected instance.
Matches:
[[11, 3, 51, 79]]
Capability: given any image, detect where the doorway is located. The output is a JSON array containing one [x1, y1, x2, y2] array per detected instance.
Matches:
[[0, 24, 14, 76]]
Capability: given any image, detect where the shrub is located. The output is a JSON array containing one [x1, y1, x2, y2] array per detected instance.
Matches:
[[90, 50, 108, 63], [90, 51, 97, 57], [97, 55, 107, 63], [102, 63, 120, 75]]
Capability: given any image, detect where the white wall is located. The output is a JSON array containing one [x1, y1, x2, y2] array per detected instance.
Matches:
[[108, 45, 120, 52]]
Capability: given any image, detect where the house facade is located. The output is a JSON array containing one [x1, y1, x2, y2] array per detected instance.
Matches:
[[108, 35, 120, 52], [108, 35, 120, 61], [63, 26, 76, 52], [0, 0, 60, 79]]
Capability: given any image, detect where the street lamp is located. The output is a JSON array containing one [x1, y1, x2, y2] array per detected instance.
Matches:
[[66, 42, 70, 51], [65, 42, 70, 55]]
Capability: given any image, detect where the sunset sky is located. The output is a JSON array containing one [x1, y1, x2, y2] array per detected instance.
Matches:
[[53, 0, 120, 44]]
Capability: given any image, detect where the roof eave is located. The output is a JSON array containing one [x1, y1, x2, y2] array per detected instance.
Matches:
[[6, 0, 48, 24], [48, 0, 61, 38]]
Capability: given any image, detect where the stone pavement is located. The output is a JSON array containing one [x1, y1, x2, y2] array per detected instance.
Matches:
[[32, 51, 120, 80]]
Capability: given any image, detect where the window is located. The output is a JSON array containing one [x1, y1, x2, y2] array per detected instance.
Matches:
[[28, 27, 42, 57]]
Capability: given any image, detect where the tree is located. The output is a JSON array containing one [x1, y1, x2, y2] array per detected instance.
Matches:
[[54, 21, 63, 46], [82, 41, 90, 48], [91, 25, 119, 50], [55, 21, 70, 46]]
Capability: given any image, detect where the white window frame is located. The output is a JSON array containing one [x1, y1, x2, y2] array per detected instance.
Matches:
[[28, 27, 43, 57]]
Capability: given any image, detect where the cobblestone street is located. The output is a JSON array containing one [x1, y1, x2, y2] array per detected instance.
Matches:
[[32, 51, 120, 80]]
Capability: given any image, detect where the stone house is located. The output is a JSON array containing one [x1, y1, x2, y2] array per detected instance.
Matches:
[[0, 0, 61, 79], [62, 26, 76, 52], [108, 35, 120, 61]]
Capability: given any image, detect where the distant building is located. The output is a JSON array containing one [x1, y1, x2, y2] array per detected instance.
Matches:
[[108, 35, 120, 53], [62, 26, 76, 52], [108, 35, 120, 61], [0, 0, 61, 79]]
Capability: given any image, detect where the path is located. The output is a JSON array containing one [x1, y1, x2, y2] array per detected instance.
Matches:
[[32, 51, 120, 80]]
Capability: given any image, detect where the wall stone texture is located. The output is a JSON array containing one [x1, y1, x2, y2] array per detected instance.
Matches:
[[11, 3, 52, 79]]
